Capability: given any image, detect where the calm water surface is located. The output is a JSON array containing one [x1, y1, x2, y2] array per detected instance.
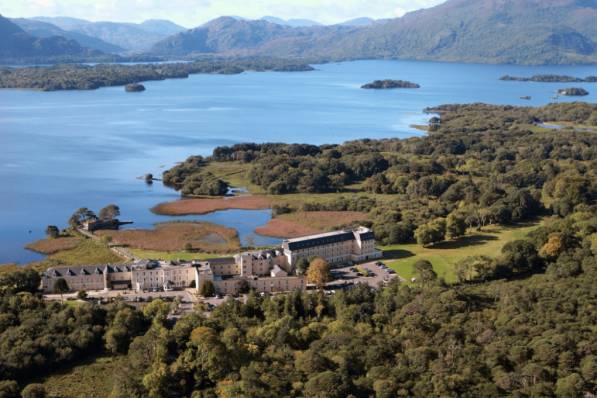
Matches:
[[1, 60, 596, 263]]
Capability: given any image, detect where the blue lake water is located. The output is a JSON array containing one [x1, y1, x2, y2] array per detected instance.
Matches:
[[1, 59, 596, 263]]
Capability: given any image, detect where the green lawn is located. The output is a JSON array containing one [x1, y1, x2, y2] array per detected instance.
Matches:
[[131, 248, 230, 261], [381, 221, 542, 283], [27, 239, 125, 272], [203, 161, 265, 193], [41, 356, 124, 398]]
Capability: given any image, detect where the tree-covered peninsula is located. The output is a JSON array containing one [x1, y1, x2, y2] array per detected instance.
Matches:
[[163, 102, 596, 249], [0, 58, 314, 91]]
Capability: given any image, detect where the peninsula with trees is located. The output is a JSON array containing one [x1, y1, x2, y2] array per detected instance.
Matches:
[[157, 102, 596, 253], [0, 58, 314, 91]]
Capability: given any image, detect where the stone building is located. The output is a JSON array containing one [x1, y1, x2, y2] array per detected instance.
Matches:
[[42, 264, 133, 292], [282, 226, 382, 267], [41, 226, 380, 295]]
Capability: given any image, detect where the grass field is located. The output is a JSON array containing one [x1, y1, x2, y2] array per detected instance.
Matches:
[[203, 161, 265, 193], [0, 263, 19, 274], [25, 237, 80, 255], [41, 356, 124, 398], [131, 248, 231, 261], [382, 221, 542, 283], [256, 211, 369, 238], [152, 195, 272, 215], [27, 239, 125, 272], [96, 222, 240, 253]]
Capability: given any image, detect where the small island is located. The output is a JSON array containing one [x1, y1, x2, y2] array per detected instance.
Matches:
[[125, 83, 146, 92], [362, 79, 420, 89], [500, 74, 597, 83], [557, 87, 589, 96]]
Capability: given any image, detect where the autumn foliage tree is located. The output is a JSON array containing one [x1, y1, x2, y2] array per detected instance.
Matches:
[[307, 258, 332, 289]]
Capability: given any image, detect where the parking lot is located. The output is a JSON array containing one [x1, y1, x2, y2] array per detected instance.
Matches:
[[328, 260, 400, 290]]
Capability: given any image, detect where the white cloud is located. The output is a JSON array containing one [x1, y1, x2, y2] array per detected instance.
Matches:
[[0, 0, 444, 27]]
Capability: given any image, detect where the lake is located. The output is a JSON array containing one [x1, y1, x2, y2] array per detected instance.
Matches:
[[1, 59, 596, 263]]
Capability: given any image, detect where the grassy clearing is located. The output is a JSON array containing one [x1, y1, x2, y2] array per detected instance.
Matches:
[[0, 263, 20, 275], [256, 211, 369, 238], [131, 249, 230, 261], [25, 237, 80, 255], [27, 239, 125, 272], [382, 221, 542, 283], [96, 222, 240, 253], [41, 356, 124, 398], [203, 161, 265, 193]]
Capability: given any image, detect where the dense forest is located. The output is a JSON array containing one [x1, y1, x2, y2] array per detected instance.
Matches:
[[164, 102, 597, 246], [0, 209, 595, 397], [0, 58, 313, 91]]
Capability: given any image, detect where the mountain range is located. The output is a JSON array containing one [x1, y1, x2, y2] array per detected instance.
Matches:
[[1, 0, 596, 65], [10, 18, 124, 53], [32, 17, 186, 52], [0, 15, 102, 61], [151, 0, 597, 65]]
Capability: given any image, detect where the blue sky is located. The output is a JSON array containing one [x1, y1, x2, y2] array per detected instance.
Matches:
[[0, 0, 445, 27]]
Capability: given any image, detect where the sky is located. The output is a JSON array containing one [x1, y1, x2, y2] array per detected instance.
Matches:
[[0, 0, 445, 28]]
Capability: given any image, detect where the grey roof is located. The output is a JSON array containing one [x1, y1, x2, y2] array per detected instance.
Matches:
[[284, 231, 355, 251], [205, 257, 236, 266], [45, 264, 127, 277], [359, 231, 375, 241]]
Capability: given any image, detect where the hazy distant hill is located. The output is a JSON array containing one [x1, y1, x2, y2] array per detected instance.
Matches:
[[337, 17, 376, 27], [0, 15, 100, 61], [34, 17, 186, 52], [152, 0, 597, 65], [151, 17, 354, 56], [11, 18, 124, 53], [139, 19, 188, 36], [261, 16, 322, 27]]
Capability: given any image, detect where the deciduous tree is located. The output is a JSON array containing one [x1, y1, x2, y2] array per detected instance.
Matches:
[[306, 258, 332, 289]]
